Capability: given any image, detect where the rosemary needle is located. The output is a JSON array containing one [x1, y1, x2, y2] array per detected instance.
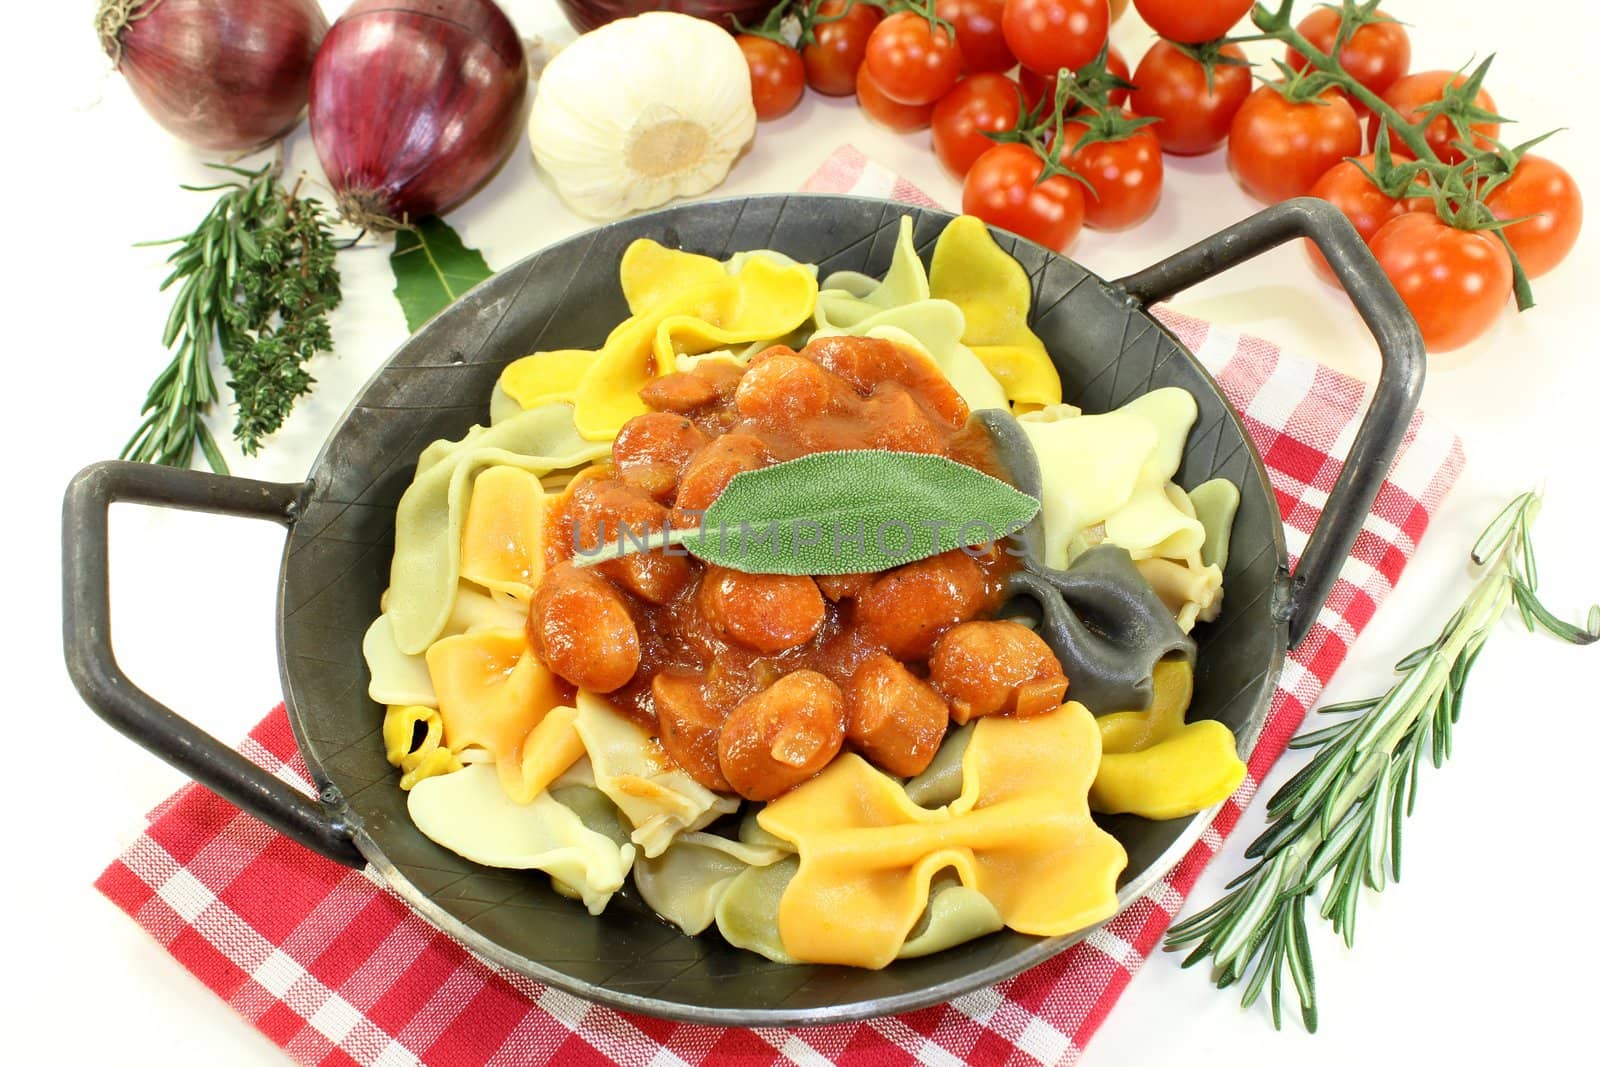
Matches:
[[1166, 492, 1597, 1032]]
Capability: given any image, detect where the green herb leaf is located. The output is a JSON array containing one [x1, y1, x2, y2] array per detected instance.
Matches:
[[578, 450, 1039, 575], [121, 163, 343, 470], [1167, 488, 1596, 1030], [390, 216, 494, 333]]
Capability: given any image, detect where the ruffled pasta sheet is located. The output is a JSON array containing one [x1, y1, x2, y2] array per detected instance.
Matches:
[[386, 403, 610, 656], [748, 702, 1123, 969], [812, 216, 1009, 414], [496, 241, 819, 441], [1090, 659, 1246, 820], [407, 763, 635, 914], [425, 629, 587, 804], [927, 215, 1062, 410], [704, 737, 1002, 964], [633, 831, 789, 937], [364, 586, 529, 709], [574, 691, 739, 859], [382, 704, 462, 790]]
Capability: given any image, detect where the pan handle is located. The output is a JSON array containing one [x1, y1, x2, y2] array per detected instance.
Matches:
[[62, 461, 365, 868], [1112, 197, 1425, 649]]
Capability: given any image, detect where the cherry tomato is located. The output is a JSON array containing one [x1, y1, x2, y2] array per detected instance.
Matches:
[[856, 61, 936, 132], [962, 142, 1086, 251], [1062, 117, 1164, 229], [1018, 45, 1130, 111], [1369, 212, 1511, 352], [938, 0, 1014, 74], [1486, 154, 1584, 278], [1286, 6, 1410, 116], [864, 10, 963, 106], [1002, 0, 1108, 76], [1373, 71, 1499, 164], [1129, 41, 1252, 156], [932, 73, 1023, 177], [737, 36, 806, 121], [803, 0, 883, 97], [1228, 84, 1362, 203], [1304, 154, 1407, 284], [1133, 0, 1253, 44]]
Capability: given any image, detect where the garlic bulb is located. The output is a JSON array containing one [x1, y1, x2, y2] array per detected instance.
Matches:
[[529, 13, 757, 220]]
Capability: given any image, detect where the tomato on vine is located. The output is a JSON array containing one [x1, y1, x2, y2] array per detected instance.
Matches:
[[962, 143, 1086, 251], [1133, 0, 1253, 45], [938, 0, 1015, 74], [803, 0, 884, 96], [1304, 154, 1408, 283], [864, 10, 963, 106], [1486, 154, 1584, 279], [932, 73, 1024, 177], [1369, 212, 1512, 352], [738, 36, 806, 120], [1002, 0, 1108, 76], [1063, 116, 1164, 230], [1019, 45, 1130, 112], [1286, 5, 1410, 115], [856, 61, 936, 131], [1228, 82, 1363, 203], [1129, 41, 1253, 156], [1374, 70, 1501, 164]]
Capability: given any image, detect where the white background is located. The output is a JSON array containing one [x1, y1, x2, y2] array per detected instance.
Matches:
[[8, 0, 1600, 1063]]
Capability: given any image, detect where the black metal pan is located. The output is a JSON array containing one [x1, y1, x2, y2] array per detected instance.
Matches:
[[63, 195, 1422, 1025]]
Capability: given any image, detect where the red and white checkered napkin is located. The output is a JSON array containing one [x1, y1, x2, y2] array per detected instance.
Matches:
[[96, 148, 1466, 1067]]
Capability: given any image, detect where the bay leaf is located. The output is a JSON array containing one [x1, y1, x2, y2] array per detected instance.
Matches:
[[390, 216, 494, 333]]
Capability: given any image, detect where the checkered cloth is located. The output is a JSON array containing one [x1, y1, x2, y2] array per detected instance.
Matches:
[[96, 148, 1466, 1066]]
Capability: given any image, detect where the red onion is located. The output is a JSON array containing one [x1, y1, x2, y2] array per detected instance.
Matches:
[[309, 0, 529, 231], [95, 0, 327, 152]]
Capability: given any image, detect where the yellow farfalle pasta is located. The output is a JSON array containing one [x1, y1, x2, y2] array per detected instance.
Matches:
[[619, 240, 731, 314], [928, 214, 1061, 409], [757, 701, 1126, 969], [425, 628, 579, 804], [1091, 660, 1246, 820], [458, 465, 547, 603], [499, 242, 818, 442], [382, 704, 463, 790]]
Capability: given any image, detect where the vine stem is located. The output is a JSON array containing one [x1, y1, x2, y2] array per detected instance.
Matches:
[[1252, 1, 1434, 161], [1252, 0, 1536, 310]]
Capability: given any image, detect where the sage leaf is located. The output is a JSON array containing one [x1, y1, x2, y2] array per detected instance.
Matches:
[[578, 450, 1039, 576], [391, 216, 493, 333]]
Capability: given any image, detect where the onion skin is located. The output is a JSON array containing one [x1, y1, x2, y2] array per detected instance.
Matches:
[[97, 0, 327, 152], [309, 0, 529, 230]]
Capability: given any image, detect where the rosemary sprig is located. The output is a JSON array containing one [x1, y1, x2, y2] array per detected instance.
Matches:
[[1166, 492, 1597, 1032], [121, 162, 342, 472]]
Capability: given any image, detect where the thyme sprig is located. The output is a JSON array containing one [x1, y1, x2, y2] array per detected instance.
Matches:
[[1166, 492, 1597, 1032], [122, 162, 342, 472]]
